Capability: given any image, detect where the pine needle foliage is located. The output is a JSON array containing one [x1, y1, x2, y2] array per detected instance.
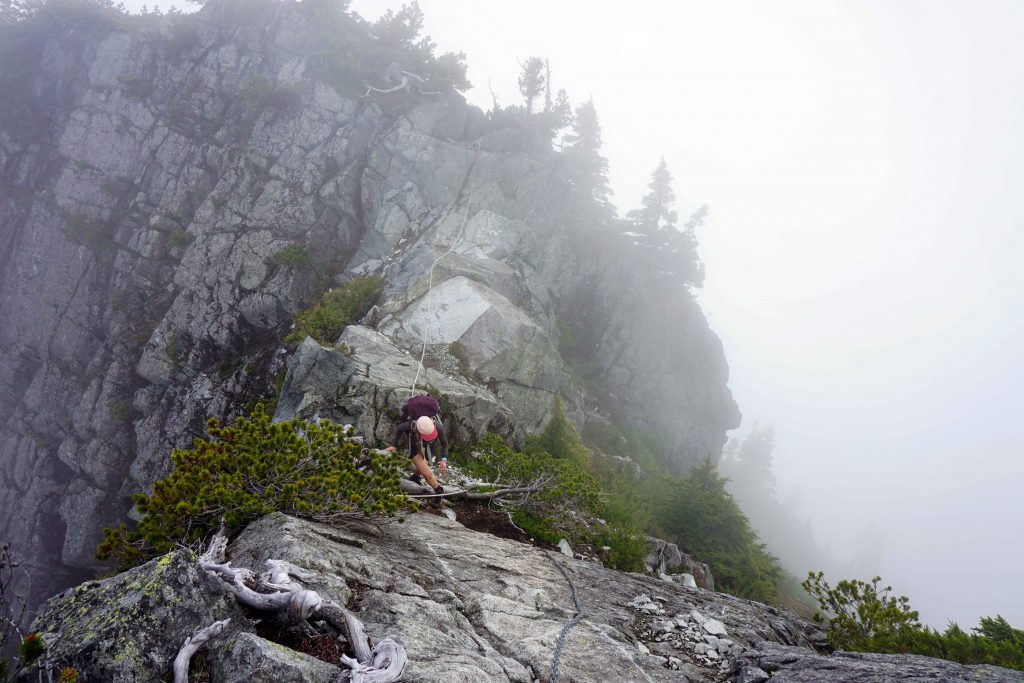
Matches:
[[526, 395, 589, 465], [658, 456, 782, 602], [803, 572, 1024, 670], [285, 275, 383, 346], [97, 404, 410, 570]]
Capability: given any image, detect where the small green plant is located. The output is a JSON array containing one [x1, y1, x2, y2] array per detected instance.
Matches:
[[592, 524, 647, 573], [460, 434, 601, 539], [447, 341, 473, 379], [525, 395, 589, 464], [96, 404, 412, 570], [61, 211, 115, 254], [107, 399, 140, 423], [167, 228, 194, 250], [285, 276, 384, 346], [165, 331, 187, 371], [272, 244, 311, 268]]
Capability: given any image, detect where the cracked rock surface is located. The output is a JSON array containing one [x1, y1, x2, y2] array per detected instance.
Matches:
[[1, 1, 738, 610], [30, 512, 1019, 682], [227, 513, 817, 683]]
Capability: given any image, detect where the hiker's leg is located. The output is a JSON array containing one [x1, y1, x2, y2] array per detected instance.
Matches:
[[411, 453, 439, 489]]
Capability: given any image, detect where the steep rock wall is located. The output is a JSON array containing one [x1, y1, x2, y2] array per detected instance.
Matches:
[[0, 1, 738, 606]]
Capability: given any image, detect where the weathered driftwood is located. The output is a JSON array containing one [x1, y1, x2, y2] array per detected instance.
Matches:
[[399, 478, 543, 501], [363, 61, 440, 97], [341, 637, 407, 683], [318, 600, 373, 663], [184, 530, 407, 683], [172, 619, 230, 683]]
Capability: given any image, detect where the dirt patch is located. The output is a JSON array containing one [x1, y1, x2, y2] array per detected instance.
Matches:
[[430, 501, 540, 546], [255, 622, 349, 667]]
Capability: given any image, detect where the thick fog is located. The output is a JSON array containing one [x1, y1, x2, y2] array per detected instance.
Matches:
[[130, 0, 1023, 628], [346, 0, 1024, 629]]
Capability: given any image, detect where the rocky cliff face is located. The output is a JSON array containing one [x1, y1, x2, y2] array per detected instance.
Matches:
[[0, 0, 739, 606], [28, 512, 1023, 683]]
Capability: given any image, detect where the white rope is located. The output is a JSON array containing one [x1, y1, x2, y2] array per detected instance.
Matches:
[[409, 139, 483, 394]]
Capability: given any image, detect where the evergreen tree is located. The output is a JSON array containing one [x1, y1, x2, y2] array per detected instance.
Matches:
[[661, 456, 782, 602], [627, 157, 678, 236], [528, 395, 589, 464], [563, 99, 613, 220], [552, 88, 572, 129], [518, 56, 546, 115]]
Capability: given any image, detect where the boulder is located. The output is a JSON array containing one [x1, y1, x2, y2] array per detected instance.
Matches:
[[646, 536, 715, 590], [273, 331, 514, 446], [732, 641, 1024, 683], [209, 632, 343, 682], [26, 551, 246, 682]]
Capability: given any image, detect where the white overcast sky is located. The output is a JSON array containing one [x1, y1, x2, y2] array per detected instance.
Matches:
[[126, 0, 1023, 629]]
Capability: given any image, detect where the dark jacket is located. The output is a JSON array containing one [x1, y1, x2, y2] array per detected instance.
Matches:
[[392, 418, 448, 460]]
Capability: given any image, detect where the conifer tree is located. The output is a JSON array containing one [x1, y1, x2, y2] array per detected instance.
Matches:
[[518, 56, 546, 115], [563, 99, 613, 220], [627, 157, 678, 236], [552, 88, 572, 129], [529, 395, 589, 464]]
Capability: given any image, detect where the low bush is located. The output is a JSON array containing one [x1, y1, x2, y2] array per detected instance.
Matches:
[[97, 404, 411, 570], [272, 243, 311, 268], [285, 276, 383, 346], [803, 572, 1024, 670]]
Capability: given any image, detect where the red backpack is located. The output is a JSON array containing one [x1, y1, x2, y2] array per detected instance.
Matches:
[[401, 394, 441, 422]]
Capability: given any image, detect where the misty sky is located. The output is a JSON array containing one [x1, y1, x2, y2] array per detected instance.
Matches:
[[124, 0, 1024, 629]]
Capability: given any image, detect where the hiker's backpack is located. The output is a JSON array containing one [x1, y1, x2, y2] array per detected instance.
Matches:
[[401, 394, 441, 422]]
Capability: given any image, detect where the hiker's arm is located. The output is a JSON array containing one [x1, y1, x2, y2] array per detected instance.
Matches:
[[437, 422, 449, 472], [390, 422, 411, 451]]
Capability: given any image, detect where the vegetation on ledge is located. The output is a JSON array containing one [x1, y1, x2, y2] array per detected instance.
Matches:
[[803, 571, 1024, 670], [96, 404, 410, 570]]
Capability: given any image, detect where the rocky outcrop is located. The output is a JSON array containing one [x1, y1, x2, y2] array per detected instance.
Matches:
[[27, 512, 1022, 683], [0, 0, 738, 607], [731, 641, 1024, 683], [645, 536, 716, 591], [28, 550, 248, 682]]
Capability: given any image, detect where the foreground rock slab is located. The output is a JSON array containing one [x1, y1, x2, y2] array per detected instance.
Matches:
[[27, 512, 1022, 682], [734, 641, 1024, 682], [227, 512, 819, 683], [28, 551, 247, 682]]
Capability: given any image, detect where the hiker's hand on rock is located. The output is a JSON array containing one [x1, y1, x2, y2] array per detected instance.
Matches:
[[385, 446, 396, 453], [438, 459, 448, 474]]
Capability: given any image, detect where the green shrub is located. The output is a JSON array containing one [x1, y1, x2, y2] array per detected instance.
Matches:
[[272, 243, 311, 268], [525, 395, 588, 464], [285, 276, 383, 346], [61, 211, 115, 253], [803, 572, 1024, 670], [96, 404, 411, 569], [107, 399, 140, 423], [461, 433, 601, 538], [592, 524, 647, 573], [167, 227, 194, 250], [659, 456, 782, 602]]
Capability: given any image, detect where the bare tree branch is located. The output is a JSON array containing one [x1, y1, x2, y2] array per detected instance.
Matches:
[[173, 619, 230, 683]]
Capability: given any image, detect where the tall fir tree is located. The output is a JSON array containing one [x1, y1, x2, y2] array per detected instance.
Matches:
[[563, 99, 613, 221], [627, 157, 678, 235], [518, 56, 546, 115]]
